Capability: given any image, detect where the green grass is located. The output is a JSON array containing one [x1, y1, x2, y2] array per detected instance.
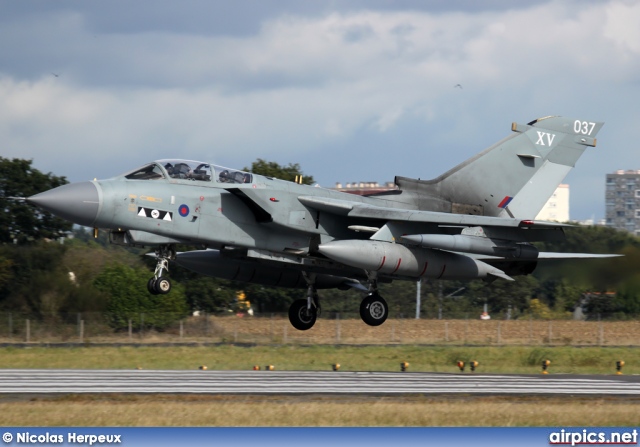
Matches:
[[0, 345, 636, 374], [1, 395, 639, 426], [1, 345, 639, 427]]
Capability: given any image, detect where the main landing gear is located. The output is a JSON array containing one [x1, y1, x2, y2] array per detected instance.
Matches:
[[147, 245, 176, 295], [286, 271, 389, 330], [359, 273, 388, 327], [288, 273, 320, 331]]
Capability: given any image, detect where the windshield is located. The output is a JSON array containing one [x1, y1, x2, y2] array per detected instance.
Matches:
[[157, 159, 213, 182], [123, 160, 253, 184], [124, 164, 166, 180]]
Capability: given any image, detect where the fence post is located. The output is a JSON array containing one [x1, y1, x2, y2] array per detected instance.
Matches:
[[8, 313, 12, 341], [128, 319, 132, 342], [140, 313, 144, 339], [599, 321, 604, 346], [180, 320, 184, 340], [464, 315, 469, 344], [283, 324, 288, 344], [26, 319, 30, 343], [528, 315, 533, 344], [445, 321, 449, 342], [336, 314, 341, 343], [548, 321, 552, 345], [270, 314, 274, 341], [80, 320, 84, 343]]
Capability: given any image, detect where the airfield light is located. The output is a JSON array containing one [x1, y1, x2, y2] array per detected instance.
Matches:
[[253, 365, 260, 371], [332, 363, 341, 371], [93, 227, 99, 239], [541, 359, 551, 374], [616, 360, 625, 375], [199, 365, 208, 370], [457, 361, 465, 372], [265, 365, 275, 371], [400, 362, 409, 372], [469, 361, 479, 372]]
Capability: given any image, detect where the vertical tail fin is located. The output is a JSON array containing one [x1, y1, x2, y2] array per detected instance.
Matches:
[[395, 116, 604, 218]]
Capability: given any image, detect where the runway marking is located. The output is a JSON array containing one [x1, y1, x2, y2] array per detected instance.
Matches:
[[0, 370, 638, 395]]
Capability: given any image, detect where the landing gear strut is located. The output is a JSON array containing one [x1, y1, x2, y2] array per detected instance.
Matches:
[[359, 273, 389, 327], [147, 245, 175, 295], [288, 273, 320, 331]]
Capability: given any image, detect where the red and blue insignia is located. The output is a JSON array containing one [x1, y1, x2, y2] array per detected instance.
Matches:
[[497, 196, 513, 209], [179, 204, 190, 217]]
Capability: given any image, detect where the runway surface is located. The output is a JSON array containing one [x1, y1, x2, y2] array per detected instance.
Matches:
[[0, 370, 639, 396]]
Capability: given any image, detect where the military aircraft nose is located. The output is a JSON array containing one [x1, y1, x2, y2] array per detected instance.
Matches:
[[27, 181, 101, 227]]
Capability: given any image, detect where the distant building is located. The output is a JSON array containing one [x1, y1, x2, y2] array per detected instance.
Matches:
[[605, 170, 640, 235], [535, 184, 570, 222]]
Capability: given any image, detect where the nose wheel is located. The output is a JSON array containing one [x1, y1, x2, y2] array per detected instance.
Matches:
[[147, 245, 175, 295], [147, 276, 172, 295]]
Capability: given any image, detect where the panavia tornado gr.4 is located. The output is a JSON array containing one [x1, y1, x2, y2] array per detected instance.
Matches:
[[27, 116, 617, 330]]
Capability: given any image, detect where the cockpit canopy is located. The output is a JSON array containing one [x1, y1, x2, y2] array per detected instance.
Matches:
[[123, 159, 253, 184]]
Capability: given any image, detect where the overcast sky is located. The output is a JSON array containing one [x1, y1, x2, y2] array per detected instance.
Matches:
[[1, 0, 638, 220]]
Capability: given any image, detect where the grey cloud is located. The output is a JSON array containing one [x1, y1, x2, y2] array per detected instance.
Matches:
[[0, 0, 638, 221]]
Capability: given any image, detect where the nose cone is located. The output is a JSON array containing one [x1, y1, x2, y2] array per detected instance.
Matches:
[[27, 181, 100, 227]]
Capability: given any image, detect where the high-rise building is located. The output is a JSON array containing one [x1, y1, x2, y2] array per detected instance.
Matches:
[[605, 170, 640, 235], [535, 184, 569, 222]]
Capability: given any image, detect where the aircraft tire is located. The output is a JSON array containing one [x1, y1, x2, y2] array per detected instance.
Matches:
[[154, 277, 172, 295], [288, 299, 317, 331], [360, 293, 388, 326], [147, 278, 160, 295]]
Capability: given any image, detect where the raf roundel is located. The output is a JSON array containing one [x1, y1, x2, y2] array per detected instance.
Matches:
[[179, 204, 190, 217]]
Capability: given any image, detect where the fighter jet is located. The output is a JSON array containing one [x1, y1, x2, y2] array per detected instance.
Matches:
[[27, 116, 616, 330]]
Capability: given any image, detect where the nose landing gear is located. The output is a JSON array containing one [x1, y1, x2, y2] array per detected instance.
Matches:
[[147, 245, 175, 295]]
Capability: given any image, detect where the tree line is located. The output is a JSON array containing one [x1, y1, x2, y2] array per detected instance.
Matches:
[[1, 156, 639, 331]]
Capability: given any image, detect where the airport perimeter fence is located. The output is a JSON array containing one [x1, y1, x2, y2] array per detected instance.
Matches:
[[0, 312, 639, 346]]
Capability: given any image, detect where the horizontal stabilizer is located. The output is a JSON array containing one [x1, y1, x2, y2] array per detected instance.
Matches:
[[537, 252, 623, 259]]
